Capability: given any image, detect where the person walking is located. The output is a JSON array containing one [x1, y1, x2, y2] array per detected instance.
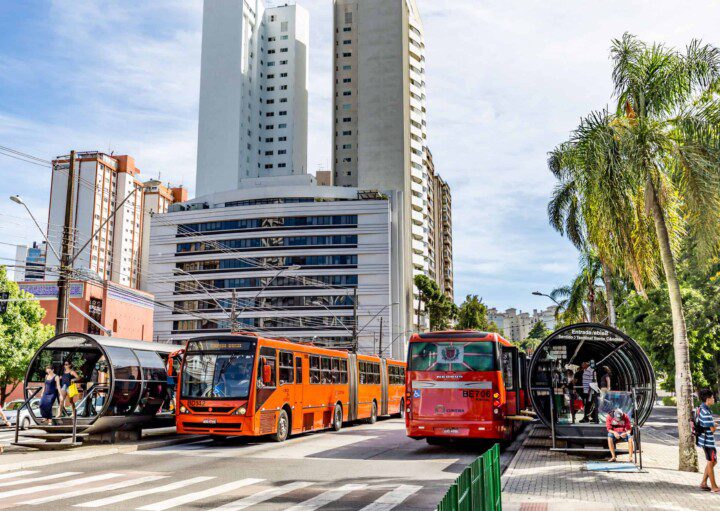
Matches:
[[39, 365, 61, 424], [57, 361, 79, 418], [696, 389, 718, 493]]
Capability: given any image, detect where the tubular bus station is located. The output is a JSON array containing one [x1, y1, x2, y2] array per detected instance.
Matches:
[[527, 323, 655, 459], [14, 332, 176, 448]]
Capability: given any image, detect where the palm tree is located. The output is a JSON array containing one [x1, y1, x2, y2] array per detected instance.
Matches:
[[550, 251, 608, 325], [551, 34, 720, 471], [610, 34, 720, 472], [548, 112, 659, 325]]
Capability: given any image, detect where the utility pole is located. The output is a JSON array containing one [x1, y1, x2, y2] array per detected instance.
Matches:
[[230, 289, 238, 333], [378, 316, 383, 358], [352, 288, 358, 353], [56, 150, 77, 334]]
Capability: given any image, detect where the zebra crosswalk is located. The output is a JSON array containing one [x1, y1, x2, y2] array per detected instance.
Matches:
[[0, 469, 423, 510]]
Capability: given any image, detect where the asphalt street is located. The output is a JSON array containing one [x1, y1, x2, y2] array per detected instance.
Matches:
[[0, 418, 513, 511]]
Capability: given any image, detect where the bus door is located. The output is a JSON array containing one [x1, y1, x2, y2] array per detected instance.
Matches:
[[501, 345, 519, 415], [293, 355, 303, 430], [347, 353, 358, 421], [380, 358, 389, 415]]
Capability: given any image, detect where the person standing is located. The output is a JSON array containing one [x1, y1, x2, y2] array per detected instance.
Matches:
[[697, 389, 718, 493], [580, 361, 599, 423], [599, 366, 612, 414], [39, 366, 61, 424], [57, 361, 79, 418]]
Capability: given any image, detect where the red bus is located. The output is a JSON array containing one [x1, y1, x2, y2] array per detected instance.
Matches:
[[168, 334, 406, 441], [405, 330, 524, 444]]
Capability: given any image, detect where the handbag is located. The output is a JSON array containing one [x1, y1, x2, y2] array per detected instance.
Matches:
[[67, 383, 79, 398]]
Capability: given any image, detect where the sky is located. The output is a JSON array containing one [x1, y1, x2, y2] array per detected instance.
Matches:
[[1, 0, 719, 312]]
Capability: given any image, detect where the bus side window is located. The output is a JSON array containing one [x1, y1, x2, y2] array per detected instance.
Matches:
[[359, 361, 366, 384], [309, 356, 321, 384], [340, 359, 348, 383], [279, 351, 293, 385], [321, 357, 331, 384], [295, 356, 303, 384], [331, 358, 340, 384]]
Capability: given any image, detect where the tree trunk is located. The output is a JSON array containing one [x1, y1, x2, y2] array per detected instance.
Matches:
[[601, 260, 617, 326], [646, 177, 697, 472]]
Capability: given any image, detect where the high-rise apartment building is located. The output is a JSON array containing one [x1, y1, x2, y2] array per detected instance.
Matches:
[[332, 0, 450, 330], [427, 149, 453, 299], [47, 152, 185, 290], [196, 0, 309, 196]]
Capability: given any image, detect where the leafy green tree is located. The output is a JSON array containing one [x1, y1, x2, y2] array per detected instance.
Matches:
[[414, 274, 442, 332], [549, 34, 720, 471], [428, 296, 458, 331], [456, 295, 494, 331], [0, 266, 54, 405], [518, 321, 552, 354]]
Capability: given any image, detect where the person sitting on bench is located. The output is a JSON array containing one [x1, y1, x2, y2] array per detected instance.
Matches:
[[606, 408, 634, 462]]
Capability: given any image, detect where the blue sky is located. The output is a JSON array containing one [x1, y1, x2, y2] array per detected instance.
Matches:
[[1, 0, 719, 311]]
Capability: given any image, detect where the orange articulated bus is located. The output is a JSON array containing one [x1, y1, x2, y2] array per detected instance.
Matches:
[[405, 330, 526, 444], [168, 334, 406, 441]]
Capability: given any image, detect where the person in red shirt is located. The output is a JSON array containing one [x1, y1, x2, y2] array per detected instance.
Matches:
[[606, 408, 634, 462]]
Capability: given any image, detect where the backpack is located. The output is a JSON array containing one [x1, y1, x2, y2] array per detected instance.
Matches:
[[692, 407, 706, 439]]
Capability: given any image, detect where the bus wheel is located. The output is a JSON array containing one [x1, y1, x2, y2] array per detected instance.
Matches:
[[272, 410, 289, 442], [332, 404, 343, 431], [398, 399, 405, 419], [367, 401, 378, 424]]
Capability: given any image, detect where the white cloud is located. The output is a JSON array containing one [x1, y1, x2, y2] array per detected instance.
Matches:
[[2, 0, 719, 310]]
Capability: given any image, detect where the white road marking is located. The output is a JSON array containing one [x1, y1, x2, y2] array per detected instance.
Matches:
[[133, 432, 375, 460], [209, 481, 314, 511], [285, 483, 369, 511], [75, 476, 216, 508], [0, 473, 120, 499], [136, 478, 265, 511], [0, 471, 39, 481], [0, 471, 81, 488], [358, 484, 423, 511], [21, 475, 169, 505]]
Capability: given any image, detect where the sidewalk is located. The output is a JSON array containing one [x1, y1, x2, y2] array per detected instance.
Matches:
[[502, 407, 719, 511], [0, 426, 205, 472]]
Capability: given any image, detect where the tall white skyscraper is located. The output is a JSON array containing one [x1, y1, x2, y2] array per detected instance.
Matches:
[[196, 0, 309, 197], [332, 0, 449, 329]]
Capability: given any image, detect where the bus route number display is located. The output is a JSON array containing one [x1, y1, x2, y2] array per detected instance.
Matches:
[[462, 389, 492, 400], [189, 340, 253, 351]]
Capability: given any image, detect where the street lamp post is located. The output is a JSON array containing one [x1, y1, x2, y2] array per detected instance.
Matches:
[[532, 290, 560, 306]]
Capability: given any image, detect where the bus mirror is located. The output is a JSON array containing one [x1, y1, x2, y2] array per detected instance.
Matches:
[[262, 364, 272, 385]]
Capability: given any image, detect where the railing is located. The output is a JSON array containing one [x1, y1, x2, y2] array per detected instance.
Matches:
[[436, 443, 502, 511], [14, 387, 42, 444]]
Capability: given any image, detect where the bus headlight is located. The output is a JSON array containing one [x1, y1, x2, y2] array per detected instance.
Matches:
[[179, 406, 188, 414], [234, 406, 247, 415]]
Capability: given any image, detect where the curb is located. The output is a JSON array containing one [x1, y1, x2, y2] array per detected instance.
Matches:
[[0, 435, 208, 473], [501, 423, 536, 490]]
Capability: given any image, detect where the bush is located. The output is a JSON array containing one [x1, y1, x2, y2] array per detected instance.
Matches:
[[662, 396, 677, 406]]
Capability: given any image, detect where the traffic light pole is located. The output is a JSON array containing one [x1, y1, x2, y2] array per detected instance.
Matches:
[[56, 150, 77, 335]]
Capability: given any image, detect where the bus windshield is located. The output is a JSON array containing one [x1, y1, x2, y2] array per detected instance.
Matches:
[[409, 341, 496, 372], [181, 339, 256, 399]]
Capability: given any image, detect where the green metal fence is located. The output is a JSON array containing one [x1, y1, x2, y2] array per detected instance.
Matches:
[[436, 443, 502, 511]]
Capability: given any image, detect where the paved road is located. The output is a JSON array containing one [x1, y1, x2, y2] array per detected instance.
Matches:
[[0, 419, 508, 511]]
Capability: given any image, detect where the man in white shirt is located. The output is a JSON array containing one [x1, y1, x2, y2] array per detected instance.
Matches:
[[580, 361, 599, 423]]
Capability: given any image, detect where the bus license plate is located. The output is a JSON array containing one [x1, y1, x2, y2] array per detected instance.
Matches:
[[443, 428, 459, 434], [203, 419, 217, 425]]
